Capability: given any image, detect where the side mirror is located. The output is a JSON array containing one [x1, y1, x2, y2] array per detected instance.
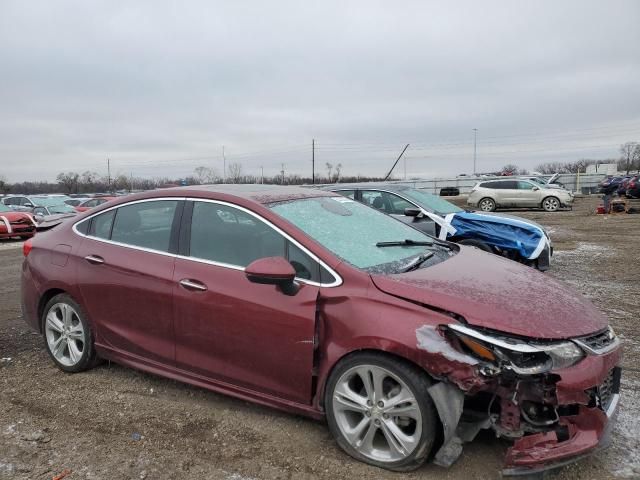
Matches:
[[245, 257, 299, 295], [532, 186, 540, 191], [24, 203, 34, 208], [404, 208, 422, 217], [34, 214, 45, 224]]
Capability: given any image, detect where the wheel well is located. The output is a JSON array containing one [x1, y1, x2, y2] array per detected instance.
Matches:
[[37, 288, 66, 331], [320, 348, 435, 408], [320, 348, 445, 458]]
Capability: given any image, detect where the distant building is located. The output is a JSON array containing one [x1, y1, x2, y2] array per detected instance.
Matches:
[[586, 163, 617, 175]]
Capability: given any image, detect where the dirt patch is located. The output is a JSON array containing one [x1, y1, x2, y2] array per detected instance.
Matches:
[[1, 196, 639, 479]]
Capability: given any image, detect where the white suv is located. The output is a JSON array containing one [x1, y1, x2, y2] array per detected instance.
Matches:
[[467, 179, 574, 212]]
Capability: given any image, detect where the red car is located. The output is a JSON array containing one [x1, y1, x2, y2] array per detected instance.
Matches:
[[21, 186, 621, 475], [74, 196, 116, 212], [0, 202, 36, 239]]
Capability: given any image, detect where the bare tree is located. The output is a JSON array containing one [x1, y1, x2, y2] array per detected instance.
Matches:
[[0, 175, 9, 194], [56, 171, 80, 194], [227, 162, 243, 183], [194, 166, 219, 184], [325, 162, 333, 182], [333, 163, 343, 182], [619, 142, 640, 174], [500, 164, 520, 176]]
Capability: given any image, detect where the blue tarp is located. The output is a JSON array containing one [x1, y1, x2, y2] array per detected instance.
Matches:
[[447, 211, 548, 260]]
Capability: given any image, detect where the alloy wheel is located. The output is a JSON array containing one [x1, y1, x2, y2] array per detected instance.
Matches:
[[479, 199, 495, 211], [45, 303, 85, 367], [543, 197, 559, 212], [331, 365, 422, 463]]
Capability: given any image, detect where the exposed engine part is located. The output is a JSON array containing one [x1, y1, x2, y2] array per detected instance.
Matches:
[[521, 401, 559, 427]]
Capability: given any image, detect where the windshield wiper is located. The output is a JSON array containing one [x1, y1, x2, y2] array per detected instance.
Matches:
[[376, 239, 433, 247], [400, 251, 435, 272]]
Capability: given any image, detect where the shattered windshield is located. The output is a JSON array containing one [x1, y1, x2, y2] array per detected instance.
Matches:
[[270, 196, 451, 272], [401, 189, 462, 216]]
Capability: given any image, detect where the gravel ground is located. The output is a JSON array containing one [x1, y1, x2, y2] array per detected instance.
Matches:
[[1, 196, 639, 480]]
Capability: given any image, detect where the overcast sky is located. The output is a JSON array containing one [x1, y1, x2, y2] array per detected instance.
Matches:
[[1, 0, 639, 182]]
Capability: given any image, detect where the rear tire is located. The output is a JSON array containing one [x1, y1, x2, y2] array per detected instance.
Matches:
[[42, 294, 99, 373], [478, 197, 496, 212], [325, 352, 438, 472], [458, 238, 493, 253]]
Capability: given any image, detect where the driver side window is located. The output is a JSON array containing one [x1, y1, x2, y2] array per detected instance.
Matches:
[[189, 201, 331, 283]]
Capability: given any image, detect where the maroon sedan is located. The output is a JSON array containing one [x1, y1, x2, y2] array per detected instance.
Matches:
[[21, 185, 621, 475], [0, 202, 36, 239]]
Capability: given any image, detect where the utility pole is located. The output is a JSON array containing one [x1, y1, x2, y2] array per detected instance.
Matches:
[[404, 155, 407, 180], [107, 158, 111, 192], [312, 139, 315, 184], [260, 166, 264, 184], [281, 163, 285, 185], [473, 128, 478, 175], [222, 145, 226, 183], [383, 144, 410, 181]]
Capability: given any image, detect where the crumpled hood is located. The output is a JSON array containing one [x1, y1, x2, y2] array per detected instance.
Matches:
[[371, 247, 607, 339]]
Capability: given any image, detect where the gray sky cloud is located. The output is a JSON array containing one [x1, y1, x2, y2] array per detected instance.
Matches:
[[1, 0, 639, 182]]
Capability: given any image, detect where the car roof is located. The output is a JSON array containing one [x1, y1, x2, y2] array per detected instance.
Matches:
[[133, 184, 338, 205], [319, 183, 411, 193]]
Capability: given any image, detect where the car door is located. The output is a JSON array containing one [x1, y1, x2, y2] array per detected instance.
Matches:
[[493, 181, 518, 207], [7, 196, 28, 212], [361, 190, 436, 235], [172, 200, 321, 404], [515, 181, 542, 207], [75, 199, 182, 365]]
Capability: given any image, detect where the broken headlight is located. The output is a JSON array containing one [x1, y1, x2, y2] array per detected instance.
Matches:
[[448, 324, 584, 375]]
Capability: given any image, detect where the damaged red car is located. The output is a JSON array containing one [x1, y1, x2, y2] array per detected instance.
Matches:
[[0, 202, 36, 239], [20, 186, 621, 476]]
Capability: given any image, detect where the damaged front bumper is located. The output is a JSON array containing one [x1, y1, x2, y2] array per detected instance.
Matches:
[[503, 390, 620, 476], [418, 325, 622, 476], [502, 364, 621, 476]]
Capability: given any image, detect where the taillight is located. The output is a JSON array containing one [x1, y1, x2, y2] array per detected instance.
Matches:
[[23, 239, 33, 257]]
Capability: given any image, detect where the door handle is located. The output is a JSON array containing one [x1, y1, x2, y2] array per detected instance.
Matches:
[[84, 255, 104, 265], [179, 279, 208, 291]]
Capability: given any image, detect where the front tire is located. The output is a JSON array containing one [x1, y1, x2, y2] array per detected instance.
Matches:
[[42, 294, 98, 373], [478, 197, 496, 212], [542, 196, 560, 212], [325, 352, 437, 472]]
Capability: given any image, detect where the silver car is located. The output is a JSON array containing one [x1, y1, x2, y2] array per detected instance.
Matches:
[[467, 179, 574, 212]]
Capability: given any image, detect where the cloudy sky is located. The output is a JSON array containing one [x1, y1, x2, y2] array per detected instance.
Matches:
[[1, 0, 639, 182]]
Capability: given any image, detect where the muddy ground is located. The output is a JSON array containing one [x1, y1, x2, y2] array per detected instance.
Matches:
[[1, 196, 639, 480]]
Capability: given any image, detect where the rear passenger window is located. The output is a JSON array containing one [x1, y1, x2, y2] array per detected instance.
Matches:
[[110, 201, 178, 252], [89, 210, 115, 239], [190, 202, 285, 267]]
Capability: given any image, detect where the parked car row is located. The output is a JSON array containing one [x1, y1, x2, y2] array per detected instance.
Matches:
[[21, 184, 621, 477], [599, 175, 640, 198], [0, 194, 123, 237]]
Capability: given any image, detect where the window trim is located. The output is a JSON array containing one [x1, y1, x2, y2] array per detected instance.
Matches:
[[75, 197, 183, 255], [183, 199, 341, 287], [336, 188, 436, 218], [72, 196, 342, 288]]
